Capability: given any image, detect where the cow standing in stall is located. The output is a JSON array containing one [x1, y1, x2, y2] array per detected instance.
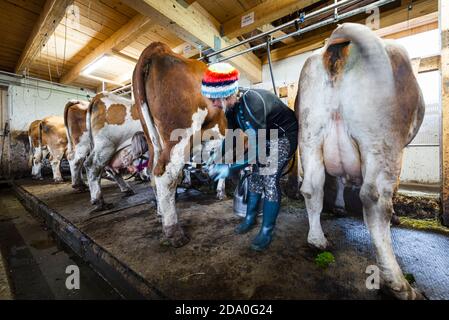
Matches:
[[84, 93, 142, 211], [64, 100, 90, 191], [133, 42, 227, 247], [28, 116, 68, 182], [28, 119, 44, 179], [296, 23, 425, 299]]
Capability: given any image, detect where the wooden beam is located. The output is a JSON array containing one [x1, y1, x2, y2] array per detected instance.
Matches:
[[257, 24, 296, 45], [262, 0, 438, 64], [412, 54, 441, 73], [440, 0, 449, 226], [122, 0, 262, 83], [222, 0, 321, 40], [60, 14, 153, 84], [172, 42, 199, 58], [376, 12, 438, 38], [15, 0, 74, 74], [111, 50, 139, 64]]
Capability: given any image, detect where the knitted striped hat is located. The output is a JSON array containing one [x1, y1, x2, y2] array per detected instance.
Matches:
[[201, 62, 239, 99]]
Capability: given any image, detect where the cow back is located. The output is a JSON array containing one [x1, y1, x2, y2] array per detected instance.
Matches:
[[40, 116, 67, 147], [28, 120, 41, 148], [133, 42, 227, 175], [87, 93, 141, 150], [64, 100, 89, 149]]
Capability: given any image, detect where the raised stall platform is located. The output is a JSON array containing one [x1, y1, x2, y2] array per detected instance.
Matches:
[[10, 179, 449, 300]]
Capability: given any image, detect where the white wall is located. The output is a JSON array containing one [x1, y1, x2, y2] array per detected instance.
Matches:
[[0, 74, 94, 131], [0, 73, 95, 177]]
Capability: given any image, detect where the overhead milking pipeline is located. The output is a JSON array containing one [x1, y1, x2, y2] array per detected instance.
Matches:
[[0, 70, 91, 98]]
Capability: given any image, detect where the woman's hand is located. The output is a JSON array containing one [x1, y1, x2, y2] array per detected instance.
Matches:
[[208, 163, 230, 181]]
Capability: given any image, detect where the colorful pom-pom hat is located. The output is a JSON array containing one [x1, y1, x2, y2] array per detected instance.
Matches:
[[201, 62, 239, 99]]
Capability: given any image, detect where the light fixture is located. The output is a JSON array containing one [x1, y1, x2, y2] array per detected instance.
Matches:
[[81, 54, 112, 76]]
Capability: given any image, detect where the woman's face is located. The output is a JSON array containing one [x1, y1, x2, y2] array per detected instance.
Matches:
[[210, 94, 237, 110]]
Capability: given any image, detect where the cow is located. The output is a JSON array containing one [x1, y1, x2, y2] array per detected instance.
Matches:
[[83, 92, 142, 211], [133, 42, 227, 247], [28, 116, 68, 182], [64, 100, 90, 191], [296, 23, 425, 299], [28, 119, 44, 179]]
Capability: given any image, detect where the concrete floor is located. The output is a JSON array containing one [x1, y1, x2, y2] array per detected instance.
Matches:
[[0, 188, 121, 299], [9, 178, 449, 300], [0, 248, 12, 299]]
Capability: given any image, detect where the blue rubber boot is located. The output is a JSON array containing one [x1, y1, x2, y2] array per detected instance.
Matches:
[[250, 199, 280, 251], [235, 191, 262, 234]]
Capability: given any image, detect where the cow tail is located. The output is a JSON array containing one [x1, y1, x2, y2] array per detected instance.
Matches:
[[86, 98, 96, 150], [132, 48, 161, 172], [64, 100, 79, 158], [37, 121, 44, 163], [28, 135, 34, 168]]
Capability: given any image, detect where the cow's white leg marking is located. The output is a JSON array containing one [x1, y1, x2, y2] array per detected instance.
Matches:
[[156, 108, 208, 246], [50, 155, 63, 183], [85, 142, 115, 208], [154, 157, 185, 228], [360, 152, 421, 299], [69, 135, 90, 189], [31, 146, 43, 179], [216, 179, 226, 200], [301, 146, 328, 249], [182, 169, 192, 187]]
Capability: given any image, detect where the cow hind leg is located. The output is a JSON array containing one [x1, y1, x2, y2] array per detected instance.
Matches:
[[155, 157, 188, 248], [50, 153, 64, 183], [69, 151, 88, 191], [300, 147, 328, 249], [106, 168, 135, 197], [84, 146, 115, 212], [360, 154, 423, 300], [216, 179, 226, 200], [31, 148, 44, 180]]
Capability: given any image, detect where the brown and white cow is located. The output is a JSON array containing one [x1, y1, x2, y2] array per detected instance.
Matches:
[[133, 42, 227, 247], [83, 92, 142, 211], [296, 23, 425, 299], [64, 100, 90, 191], [29, 116, 68, 182], [28, 119, 45, 179]]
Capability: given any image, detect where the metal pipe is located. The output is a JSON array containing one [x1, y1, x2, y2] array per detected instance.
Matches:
[[216, 0, 395, 64], [0, 77, 91, 97], [407, 144, 440, 147], [0, 70, 89, 92], [110, 84, 132, 94], [266, 37, 277, 96], [200, 0, 361, 61]]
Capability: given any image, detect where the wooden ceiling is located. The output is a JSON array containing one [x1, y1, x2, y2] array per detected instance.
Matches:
[[0, 0, 439, 91]]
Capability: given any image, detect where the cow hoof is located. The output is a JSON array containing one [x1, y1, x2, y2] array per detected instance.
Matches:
[[72, 184, 88, 192], [391, 214, 401, 226], [54, 179, 64, 183], [383, 283, 426, 300], [307, 235, 329, 250], [216, 191, 227, 201], [162, 224, 190, 248], [90, 202, 114, 213], [122, 189, 136, 198]]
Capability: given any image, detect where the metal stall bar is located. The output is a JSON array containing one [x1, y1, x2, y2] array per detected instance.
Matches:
[[110, 84, 132, 94], [265, 36, 278, 96], [199, 0, 362, 61], [214, 0, 395, 64]]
